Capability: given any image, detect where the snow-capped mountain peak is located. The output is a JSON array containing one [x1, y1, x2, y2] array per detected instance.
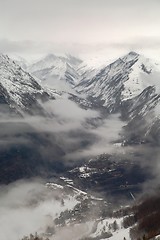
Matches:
[[76, 52, 160, 111], [120, 51, 139, 63], [121, 53, 160, 101], [28, 53, 82, 90]]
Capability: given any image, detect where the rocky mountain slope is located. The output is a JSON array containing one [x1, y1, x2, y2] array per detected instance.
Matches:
[[8, 54, 29, 70], [76, 52, 160, 144], [0, 54, 61, 116], [76, 51, 160, 111]]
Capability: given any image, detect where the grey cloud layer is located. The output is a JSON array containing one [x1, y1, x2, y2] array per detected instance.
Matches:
[[0, 0, 160, 56]]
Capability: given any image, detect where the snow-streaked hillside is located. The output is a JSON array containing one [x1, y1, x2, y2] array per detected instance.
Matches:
[[4, 180, 133, 240], [121, 53, 160, 101], [40, 181, 132, 240], [8, 54, 29, 70], [0, 54, 60, 115]]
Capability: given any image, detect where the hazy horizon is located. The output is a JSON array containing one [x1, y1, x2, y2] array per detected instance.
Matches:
[[0, 0, 160, 62]]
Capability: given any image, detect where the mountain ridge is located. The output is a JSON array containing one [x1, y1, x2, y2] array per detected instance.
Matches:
[[27, 53, 82, 90], [0, 54, 60, 116]]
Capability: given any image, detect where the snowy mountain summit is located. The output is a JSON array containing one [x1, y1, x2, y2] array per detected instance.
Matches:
[[28, 54, 82, 90], [76, 51, 160, 111]]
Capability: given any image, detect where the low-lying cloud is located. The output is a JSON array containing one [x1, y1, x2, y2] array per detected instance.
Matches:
[[0, 180, 79, 240], [0, 96, 125, 161]]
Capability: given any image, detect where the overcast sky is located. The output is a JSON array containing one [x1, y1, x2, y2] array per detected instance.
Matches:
[[0, 0, 160, 60]]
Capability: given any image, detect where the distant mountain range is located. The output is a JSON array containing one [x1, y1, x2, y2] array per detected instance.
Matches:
[[2, 51, 160, 144], [1, 51, 160, 180], [1, 51, 160, 240]]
